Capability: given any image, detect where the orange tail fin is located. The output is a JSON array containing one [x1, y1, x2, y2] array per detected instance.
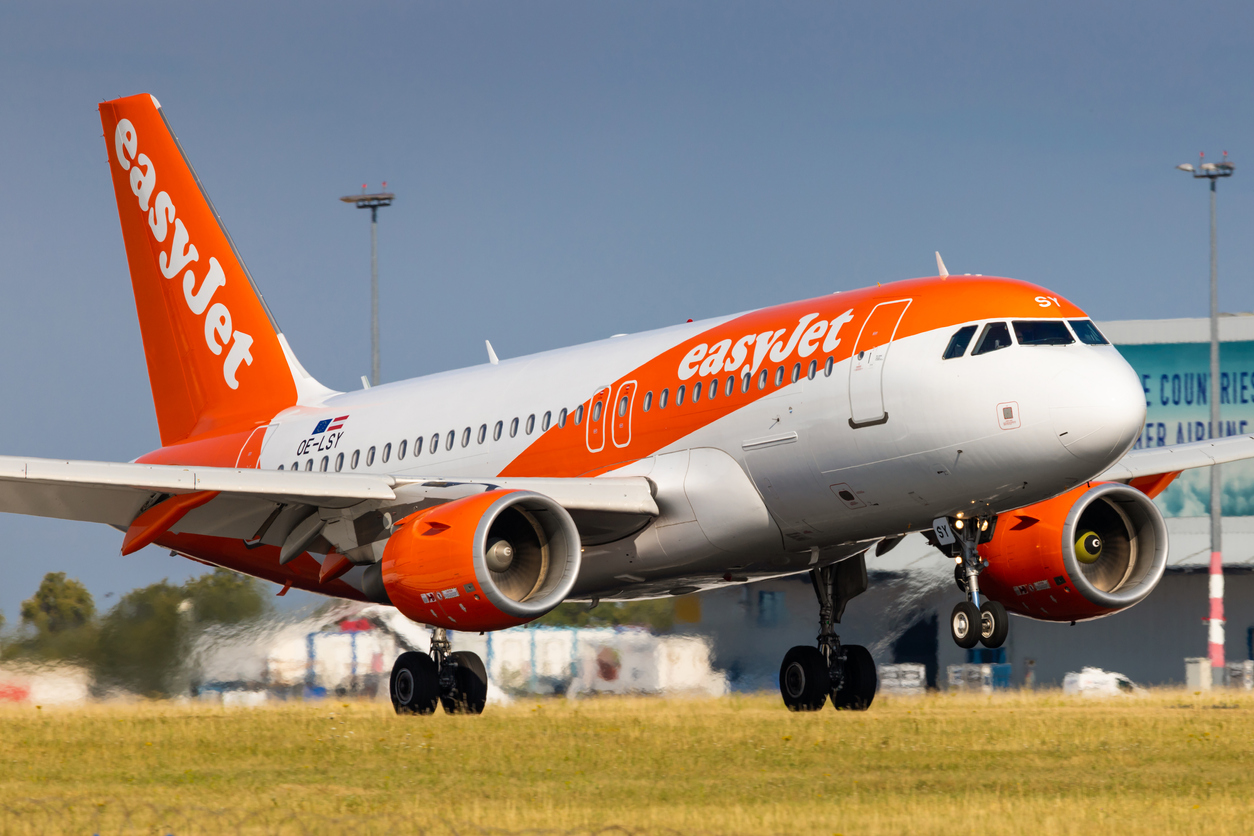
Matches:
[[98, 94, 327, 446]]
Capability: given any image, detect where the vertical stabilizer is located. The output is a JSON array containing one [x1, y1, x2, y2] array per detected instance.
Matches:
[[99, 94, 326, 445]]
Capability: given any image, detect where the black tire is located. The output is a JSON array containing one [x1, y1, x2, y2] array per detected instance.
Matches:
[[779, 646, 830, 712], [950, 601, 980, 649], [954, 564, 968, 593], [979, 600, 1009, 648], [391, 651, 440, 715], [831, 644, 877, 711], [441, 651, 488, 715]]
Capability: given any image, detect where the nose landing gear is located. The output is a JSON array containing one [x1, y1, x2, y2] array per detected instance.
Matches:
[[936, 515, 1008, 649], [779, 555, 877, 712], [390, 628, 489, 716]]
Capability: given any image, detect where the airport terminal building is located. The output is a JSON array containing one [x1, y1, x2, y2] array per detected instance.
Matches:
[[676, 315, 1254, 689]]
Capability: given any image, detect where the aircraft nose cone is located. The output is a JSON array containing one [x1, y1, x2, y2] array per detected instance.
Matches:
[[1050, 351, 1146, 466]]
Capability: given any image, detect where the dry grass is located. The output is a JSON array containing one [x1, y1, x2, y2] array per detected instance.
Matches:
[[1, 690, 1253, 834]]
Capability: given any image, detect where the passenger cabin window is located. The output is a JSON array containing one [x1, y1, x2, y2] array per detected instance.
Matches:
[[676, 385, 686, 405], [493, 421, 503, 441], [382, 443, 391, 463], [320, 456, 329, 472], [692, 381, 702, 401], [807, 360, 817, 380], [1013, 320, 1074, 346], [774, 366, 784, 386], [642, 392, 652, 411], [972, 322, 1013, 356], [278, 464, 285, 471], [445, 430, 455, 450], [725, 375, 735, 396], [398, 440, 407, 460], [558, 409, 568, 427], [943, 325, 978, 359], [305, 459, 313, 471], [510, 417, 519, 437], [478, 424, 487, 443], [742, 374, 751, 393], [617, 397, 628, 416], [290, 461, 297, 471], [792, 363, 801, 383], [430, 435, 439, 454], [574, 405, 584, 424], [757, 369, 768, 389], [1070, 319, 1109, 345], [707, 379, 717, 400], [824, 356, 834, 376], [525, 414, 535, 434], [461, 427, 471, 447], [335, 452, 344, 471], [592, 401, 603, 422], [351, 450, 360, 469], [414, 437, 423, 456], [659, 389, 669, 409], [366, 447, 376, 466], [542, 411, 552, 431]]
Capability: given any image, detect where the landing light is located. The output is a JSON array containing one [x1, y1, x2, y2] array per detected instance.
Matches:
[[954, 520, 964, 530]]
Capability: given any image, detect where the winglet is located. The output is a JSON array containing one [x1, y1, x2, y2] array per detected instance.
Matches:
[[486, 340, 500, 365], [935, 252, 949, 278]]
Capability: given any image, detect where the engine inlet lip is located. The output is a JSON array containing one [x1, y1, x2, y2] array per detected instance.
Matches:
[[471, 490, 582, 618], [1060, 482, 1169, 610]]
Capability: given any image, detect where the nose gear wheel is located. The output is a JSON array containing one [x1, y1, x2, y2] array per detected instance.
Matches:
[[936, 514, 1010, 650], [979, 600, 1009, 648]]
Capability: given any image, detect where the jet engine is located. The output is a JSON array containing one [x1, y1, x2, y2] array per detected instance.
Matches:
[[379, 489, 582, 631], [977, 482, 1168, 622]]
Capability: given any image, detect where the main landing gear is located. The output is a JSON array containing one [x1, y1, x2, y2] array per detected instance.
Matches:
[[390, 628, 489, 716], [779, 555, 877, 712], [940, 515, 1008, 650]]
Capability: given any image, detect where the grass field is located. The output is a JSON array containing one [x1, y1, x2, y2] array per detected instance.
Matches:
[[2, 691, 1253, 835]]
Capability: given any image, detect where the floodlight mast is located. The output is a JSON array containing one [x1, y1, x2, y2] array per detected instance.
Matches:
[[1177, 152, 1235, 680], [340, 186, 395, 386]]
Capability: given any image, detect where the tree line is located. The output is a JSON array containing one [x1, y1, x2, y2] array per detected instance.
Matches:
[[1, 570, 267, 697]]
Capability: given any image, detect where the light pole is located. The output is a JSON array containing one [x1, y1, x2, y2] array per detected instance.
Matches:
[[340, 184, 395, 386], [1176, 152, 1235, 681]]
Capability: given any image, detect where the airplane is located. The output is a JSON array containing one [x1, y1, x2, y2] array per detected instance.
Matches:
[[2, 93, 1249, 715]]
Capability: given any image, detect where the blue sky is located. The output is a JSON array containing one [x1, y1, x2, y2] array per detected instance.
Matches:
[[0, 1, 1250, 620]]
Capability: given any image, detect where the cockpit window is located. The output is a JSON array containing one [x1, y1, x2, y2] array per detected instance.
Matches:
[[1069, 319, 1109, 345], [1013, 320, 1074, 346], [972, 322, 1013, 355], [943, 325, 978, 359]]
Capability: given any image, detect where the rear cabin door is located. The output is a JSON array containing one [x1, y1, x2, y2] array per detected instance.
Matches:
[[848, 299, 911, 427]]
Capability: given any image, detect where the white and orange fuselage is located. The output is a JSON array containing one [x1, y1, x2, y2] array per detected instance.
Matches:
[[136, 271, 1146, 605]]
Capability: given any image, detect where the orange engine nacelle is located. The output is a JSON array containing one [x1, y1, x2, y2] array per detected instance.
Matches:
[[380, 489, 582, 631], [978, 482, 1169, 622]]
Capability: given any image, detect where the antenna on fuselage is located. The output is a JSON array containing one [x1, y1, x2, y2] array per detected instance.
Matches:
[[486, 340, 500, 365], [935, 252, 949, 278]]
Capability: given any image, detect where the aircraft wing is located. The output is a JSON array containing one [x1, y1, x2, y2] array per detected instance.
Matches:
[[1098, 434, 1254, 481], [0, 454, 658, 556]]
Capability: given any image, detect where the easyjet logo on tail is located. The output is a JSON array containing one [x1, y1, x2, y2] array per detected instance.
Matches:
[[113, 119, 255, 390]]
